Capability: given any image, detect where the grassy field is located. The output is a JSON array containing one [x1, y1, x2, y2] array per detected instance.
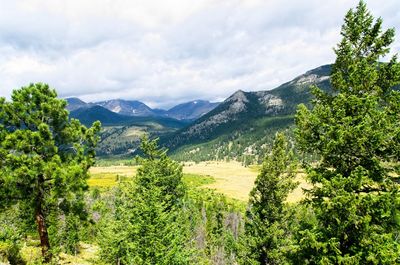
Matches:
[[15, 161, 309, 264], [89, 161, 310, 202], [88, 166, 137, 187], [17, 241, 102, 265], [182, 161, 257, 201]]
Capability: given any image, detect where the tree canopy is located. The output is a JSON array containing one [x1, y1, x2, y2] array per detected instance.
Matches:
[[0, 83, 100, 261], [100, 137, 193, 264], [295, 1, 400, 263], [242, 133, 297, 264]]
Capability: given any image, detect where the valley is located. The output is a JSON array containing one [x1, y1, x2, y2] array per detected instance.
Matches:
[[2, 1, 399, 264], [88, 161, 310, 203], [67, 64, 332, 161]]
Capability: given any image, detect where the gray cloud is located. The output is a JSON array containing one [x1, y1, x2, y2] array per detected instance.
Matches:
[[0, 0, 399, 108]]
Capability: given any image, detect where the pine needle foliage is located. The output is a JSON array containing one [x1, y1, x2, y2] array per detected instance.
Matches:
[[295, 1, 400, 263], [0, 83, 100, 262], [242, 133, 297, 264]]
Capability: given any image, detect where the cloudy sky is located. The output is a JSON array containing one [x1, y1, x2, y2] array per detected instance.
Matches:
[[0, 0, 399, 108]]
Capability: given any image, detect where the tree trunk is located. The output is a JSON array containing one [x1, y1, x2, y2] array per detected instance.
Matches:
[[35, 203, 52, 262], [35, 174, 52, 263]]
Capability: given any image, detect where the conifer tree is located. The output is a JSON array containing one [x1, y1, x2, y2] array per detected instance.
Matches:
[[100, 137, 193, 264], [242, 133, 296, 264], [0, 83, 100, 262], [295, 1, 400, 263]]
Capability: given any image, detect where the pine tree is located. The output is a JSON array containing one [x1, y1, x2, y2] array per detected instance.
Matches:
[[242, 133, 297, 264], [295, 1, 400, 263], [100, 137, 193, 264], [0, 83, 100, 262]]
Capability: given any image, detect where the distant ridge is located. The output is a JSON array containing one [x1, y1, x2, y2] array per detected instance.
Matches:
[[96, 99, 156, 117], [69, 105, 189, 128], [165, 100, 220, 120], [65, 98, 220, 122], [65, 97, 92, 111]]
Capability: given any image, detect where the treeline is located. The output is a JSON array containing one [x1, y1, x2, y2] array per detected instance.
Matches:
[[170, 116, 294, 166], [1, 1, 400, 264]]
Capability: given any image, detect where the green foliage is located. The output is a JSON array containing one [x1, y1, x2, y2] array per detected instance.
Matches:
[[241, 133, 297, 264], [0, 83, 100, 261], [171, 116, 294, 164], [182, 173, 216, 188], [164, 64, 333, 164], [99, 137, 194, 264], [295, 1, 400, 263], [96, 138, 248, 264], [0, 206, 25, 264]]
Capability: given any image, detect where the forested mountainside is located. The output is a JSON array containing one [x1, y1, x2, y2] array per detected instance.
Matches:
[[163, 65, 332, 163], [67, 65, 332, 160]]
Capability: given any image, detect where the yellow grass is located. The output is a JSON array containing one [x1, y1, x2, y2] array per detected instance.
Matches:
[[289, 173, 312, 203], [123, 127, 147, 137], [19, 242, 102, 265], [89, 166, 137, 188], [87, 173, 119, 188], [183, 161, 310, 203], [58, 243, 101, 265], [183, 161, 256, 201], [89, 162, 310, 202], [90, 166, 137, 176]]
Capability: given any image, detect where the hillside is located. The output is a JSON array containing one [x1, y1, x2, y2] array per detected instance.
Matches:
[[163, 64, 332, 163], [66, 65, 332, 159], [69, 105, 187, 128], [69, 105, 188, 156], [96, 99, 157, 117], [165, 100, 220, 120], [65, 97, 92, 111]]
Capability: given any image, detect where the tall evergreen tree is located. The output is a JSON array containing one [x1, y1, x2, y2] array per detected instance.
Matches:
[[242, 133, 297, 264], [100, 137, 193, 264], [0, 83, 100, 262], [295, 1, 400, 263]]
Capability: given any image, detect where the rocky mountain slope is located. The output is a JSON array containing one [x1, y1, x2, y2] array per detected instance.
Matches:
[[96, 99, 157, 117], [163, 65, 332, 159], [66, 64, 332, 159]]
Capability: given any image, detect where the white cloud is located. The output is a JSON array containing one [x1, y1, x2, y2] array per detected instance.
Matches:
[[0, 0, 399, 108]]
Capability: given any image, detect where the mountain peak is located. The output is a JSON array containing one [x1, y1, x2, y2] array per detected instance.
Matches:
[[227, 90, 248, 103], [65, 97, 90, 111], [163, 64, 333, 150], [166, 100, 219, 120], [96, 99, 154, 117]]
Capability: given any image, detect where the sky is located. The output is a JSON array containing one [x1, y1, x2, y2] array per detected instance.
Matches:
[[0, 0, 399, 109]]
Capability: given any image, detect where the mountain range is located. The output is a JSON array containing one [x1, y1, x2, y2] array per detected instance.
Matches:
[[66, 64, 333, 158], [163, 65, 332, 153], [65, 97, 221, 156], [65, 97, 220, 123]]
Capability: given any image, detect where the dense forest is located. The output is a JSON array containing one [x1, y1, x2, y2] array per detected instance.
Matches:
[[1, 1, 400, 264]]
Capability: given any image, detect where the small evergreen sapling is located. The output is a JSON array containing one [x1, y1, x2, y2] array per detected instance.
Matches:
[[242, 133, 297, 264]]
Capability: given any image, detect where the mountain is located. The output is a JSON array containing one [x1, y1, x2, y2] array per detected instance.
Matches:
[[162, 64, 332, 163], [70, 105, 188, 128], [65, 97, 91, 111], [69, 105, 135, 126], [96, 99, 156, 117], [69, 105, 189, 157], [165, 100, 219, 120], [91, 99, 219, 120]]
